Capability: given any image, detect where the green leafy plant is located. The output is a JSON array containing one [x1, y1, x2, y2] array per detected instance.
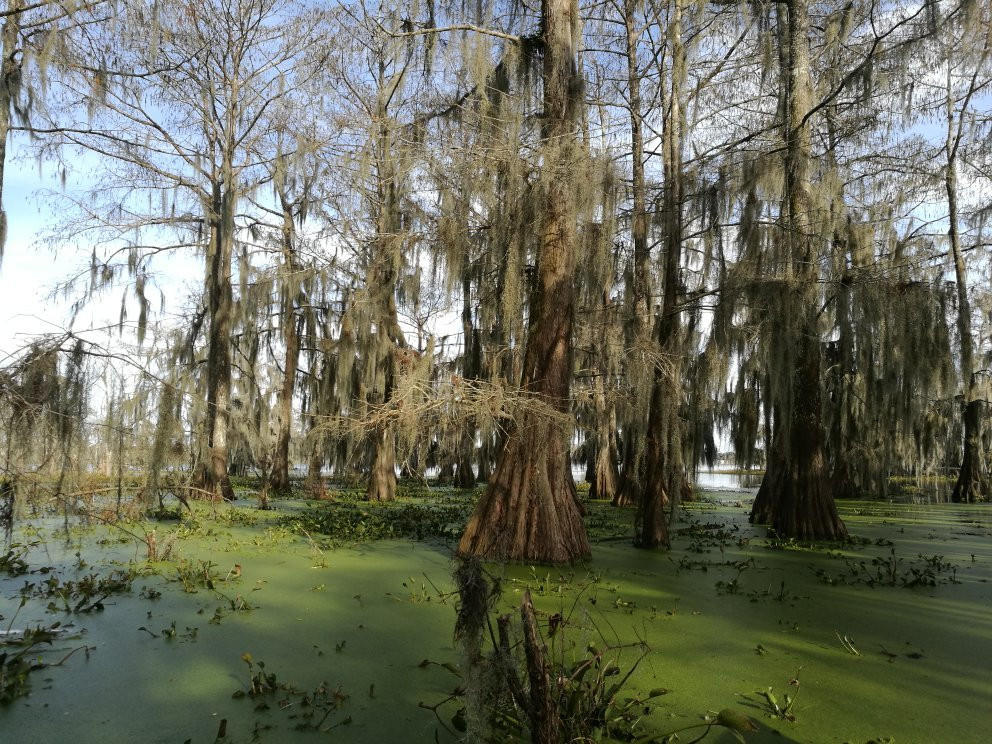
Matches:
[[754, 669, 802, 722], [233, 653, 350, 732], [1, 622, 90, 704], [423, 558, 758, 743], [0, 542, 36, 576], [19, 568, 136, 613], [814, 549, 961, 588], [282, 501, 473, 543]]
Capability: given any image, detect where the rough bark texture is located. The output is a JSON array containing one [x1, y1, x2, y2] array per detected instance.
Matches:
[[194, 180, 236, 503], [635, 360, 677, 548], [946, 96, 988, 503], [305, 413, 327, 499], [633, 0, 686, 549], [364, 98, 405, 501], [367, 426, 397, 502], [767, 331, 847, 539], [588, 372, 620, 502], [454, 275, 478, 489], [748, 0, 846, 540], [952, 399, 988, 503], [270, 197, 301, 494], [616, 0, 651, 508], [0, 0, 23, 256], [521, 590, 562, 744], [458, 0, 590, 564], [828, 271, 861, 500]]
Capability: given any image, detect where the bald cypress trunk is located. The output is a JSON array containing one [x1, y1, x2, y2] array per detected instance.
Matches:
[[0, 0, 23, 256], [270, 196, 301, 494], [749, 0, 846, 540], [633, 0, 688, 549], [946, 79, 988, 503], [365, 97, 405, 501], [197, 180, 236, 503], [458, 0, 590, 564], [454, 275, 478, 489], [616, 0, 651, 508]]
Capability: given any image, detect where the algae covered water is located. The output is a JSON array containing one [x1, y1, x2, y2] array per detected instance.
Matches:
[[1, 490, 990, 743]]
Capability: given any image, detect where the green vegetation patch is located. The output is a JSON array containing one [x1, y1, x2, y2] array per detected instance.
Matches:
[[281, 500, 475, 543]]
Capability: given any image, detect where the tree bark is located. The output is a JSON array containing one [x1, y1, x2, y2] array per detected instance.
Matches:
[[616, 0, 651, 508], [458, 0, 590, 564], [270, 196, 301, 494], [946, 72, 988, 503], [454, 275, 477, 488], [749, 0, 846, 540], [521, 590, 562, 744], [0, 0, 23, 257], [633, 0, 688, 549], [588, 375, 620, 502], [367, 425, 397, 502], [365, 89, 406, 501], [195, 179, 236, 503]]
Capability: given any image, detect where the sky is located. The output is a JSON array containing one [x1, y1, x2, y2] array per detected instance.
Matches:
[[0, 136, 204, 365], [1, 153, 78, 357]]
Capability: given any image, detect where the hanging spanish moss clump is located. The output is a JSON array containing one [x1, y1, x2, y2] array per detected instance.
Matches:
[[0, 337, 90, 521], [573, 159, 623, 504]]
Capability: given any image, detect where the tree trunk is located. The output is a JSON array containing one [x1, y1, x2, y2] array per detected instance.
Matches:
[[952, 399, 987, 503], [195, 180, 236, 502], [270, 197, 301, 494], [588, 377, 620, 502], [829, 270, 861, 500], [616, 0, 651, 508], [304, 401, 327, 499], [458, 0, 590, 564], [364, 90, 406, 501], [768, 328, 847, 538], [749, 0, 845, 540], [367, 425, 397, 502], [946, 83, 988, 503], [633, 0, 687, 549], [476, 430, 493, 483], [521, 590, 562, 744], [0, 0, 23, 257], [454, 275, 477, 489]]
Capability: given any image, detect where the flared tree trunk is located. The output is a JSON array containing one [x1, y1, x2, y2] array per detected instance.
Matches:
[[269, 308, 298, 493], [588, 377, 620, 502], [749, 0, 845, 540], [635, 354, 678, 547], [750, 405, 781, 524], [366, 339, 399, 501], [768, 328, 847, 538], [952, 399, 987, 503], [458, 0, 590, 564]]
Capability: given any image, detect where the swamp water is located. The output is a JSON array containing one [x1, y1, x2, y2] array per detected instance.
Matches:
[[1, 491, 990, 743]]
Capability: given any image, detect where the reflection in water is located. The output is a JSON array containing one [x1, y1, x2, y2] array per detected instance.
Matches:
[[694, 470, 763, 491]]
